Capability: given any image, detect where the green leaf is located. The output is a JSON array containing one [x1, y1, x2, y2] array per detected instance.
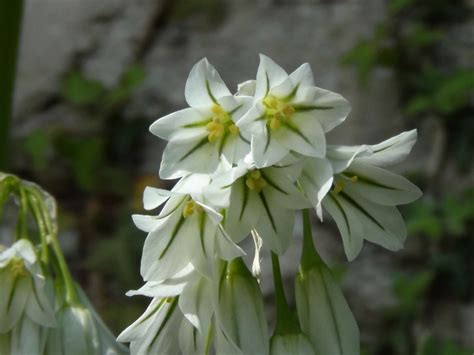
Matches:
[[393, 271, 433, 312], [61, 71, 105, 105], [341, 41, 379, 83], [388, 0, 414, 14], [433, 70, 474, 114], [23, 130, 52, 171], [105, 64, 146, 106]]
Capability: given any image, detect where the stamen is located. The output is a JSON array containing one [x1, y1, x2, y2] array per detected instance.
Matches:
[[228, 124, 240, 135], [246, 170, 267, 192], [182, 200, 203, 218], [263, 95, 295, 130]]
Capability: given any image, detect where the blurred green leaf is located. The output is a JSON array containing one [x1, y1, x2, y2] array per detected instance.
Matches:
[[393, 271, 433, 312], [406, 24, 443, 47], [442, 190, 474, 235], [341, 40, 379, 83], [389, 0, 414, 14], [406, 199, 442, 240], [23, 130, 52, 171], [56, 137, 105, 191], [62, 71, 105, 105], [418, 335, 473, 355], [433, 70, 474, 114], [106, 64, 146, 106]]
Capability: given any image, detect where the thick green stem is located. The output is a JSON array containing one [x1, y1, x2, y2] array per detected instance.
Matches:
[[301, 209, 323, 270], [271, 252, 300, 335], [0, 0, 24, 169]]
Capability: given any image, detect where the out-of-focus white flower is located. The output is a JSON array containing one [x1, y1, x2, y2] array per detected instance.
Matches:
[[295, 261, 359, 355], [0, 239, 55, 333], [322, 130, 422, 260], [238, 54, 350, 168], [214, 258, 269, 354], [270, 333, 315, 355], [118, 297, 182, 355], [150, 59, 253, 179]]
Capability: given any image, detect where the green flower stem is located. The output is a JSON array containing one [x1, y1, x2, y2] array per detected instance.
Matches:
[[0, 0, 23, 169], [301, 209, 324, 270], [26, 192, 50, 264], [16, 186, 29, 240], [27, 186, 79, 304], [271, 252, 300, 335]]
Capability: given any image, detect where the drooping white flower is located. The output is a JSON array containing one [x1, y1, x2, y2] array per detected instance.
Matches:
[[208, 159, 310, 254], [295, 260, 359, 355], [150, 58, 253, 179], [0, 239, 56, 333], [270, 333, 315, 355], [214, 258, 269, 355], [238, 54, 351, 168], [322, 130, 422, 260], [135, 182, 244, 282], [117, 297, 182, 355]]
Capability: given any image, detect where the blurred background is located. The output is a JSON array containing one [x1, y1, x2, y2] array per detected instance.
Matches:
[[2, 0, 473, 354]]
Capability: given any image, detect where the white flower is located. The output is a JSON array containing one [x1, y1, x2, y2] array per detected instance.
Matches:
[[117, 297, 182, 355], [0, 315, 48, 355], [322, 130, 422, 260], [270, 333, 315, 355], [135, 183, 244, 282], [214, 258, 269, 355], [238, 54, 351, 168], [295, 261, 360, 355], [150, 58, 253, 179], [0, 239, 56, 333], [209, 159, 310, 254]]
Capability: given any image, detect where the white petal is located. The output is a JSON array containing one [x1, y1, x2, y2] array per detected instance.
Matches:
[[255, 206, 295, 254], [294, 86, 351, 133], [24, 278, 56, 327], [179, 276, 213, 332], [261, 167, 311, 210], [255, 54, 288, 99], [356, 129, 418, 167], [149, 108, 208, 142], [251, 127, 289, 168], [296, 264, 360, 355], [270, 76, 295, 98], [344, 162, 422, 206], [143, 187, 172, 210], [132, 214, 166, 233], [0, 273, 30, 333], [236, 80, 256, 96], [185, 58, 231, 107], [299, 158, 334, 220], [236, 102, 266, 131], [322, 194, 364, 261], [270, 334, 315, 355], [215, 225, 246, 261], [117, 298, 162, 343], [126, 274, 191, 298], [179, 318, 211, 355], [224, 178, 263, 243], [11, 316, 47, 355], [159, 138, 220, 179], [327, 144, 372, 174], [274, 113, 326, 158], [289, 63, 315, 90]]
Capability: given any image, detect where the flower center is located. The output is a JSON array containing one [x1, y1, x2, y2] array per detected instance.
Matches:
[[263, 95, 295, 131], [206, 104, 239, 143], [332, 174, 358, 194], [245, 170, 267, 193], [182, 200, 203, 218], [8, 257, 27, 278]]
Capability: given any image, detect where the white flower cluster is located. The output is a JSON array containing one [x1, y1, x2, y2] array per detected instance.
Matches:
[[0, 174, 128, 355], [119, 55, 422, 354]]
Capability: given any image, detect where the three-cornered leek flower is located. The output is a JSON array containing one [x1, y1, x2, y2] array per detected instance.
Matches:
[[215, 258, 269, 354], [150, 58, 253, 179], [238, 54, 351, 168], [135, 183, 243, 282], [322, 130, 422, 260], [209, 159, 310, 254], [0, 239, 55, 333], [118, 297, 182, 354]]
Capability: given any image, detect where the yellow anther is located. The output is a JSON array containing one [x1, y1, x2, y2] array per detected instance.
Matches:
[[349, 175, 358, 182], [263, 95, 295, 130], [9, 258, 27, 278], [332, 182, 344, 194], [228, 124, 240, 135], [246, 170, 267, 193], [183, 200, 203, 218], [211, 104, 225, 115], [269, 117, 281, 130], [207, 121, 225, 143]]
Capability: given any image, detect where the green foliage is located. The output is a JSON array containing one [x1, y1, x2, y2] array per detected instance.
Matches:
[[23, 130, 52, 172], [393, 271, 433, 313], [105, 64, 146, 107], [62, 71, 106, 105], [418, 336, 473, 355]]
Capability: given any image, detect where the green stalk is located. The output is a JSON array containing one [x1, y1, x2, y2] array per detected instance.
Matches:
[[0, 0, 24, 169], [26, 192, 49, 263], [300, 209, 323, 270], [271, 252, 300, 335]]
